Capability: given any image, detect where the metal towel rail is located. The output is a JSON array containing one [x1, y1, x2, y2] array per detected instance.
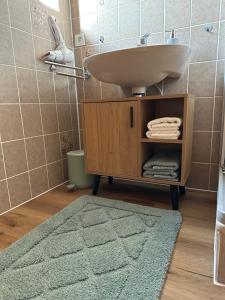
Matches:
[[44, 61, 90, 80]]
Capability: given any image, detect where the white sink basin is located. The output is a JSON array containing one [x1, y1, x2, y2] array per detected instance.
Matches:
[[84, 44, 190, 95]]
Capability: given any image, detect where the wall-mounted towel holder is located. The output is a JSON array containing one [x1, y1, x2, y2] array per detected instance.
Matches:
[[44, 60, 91, 80]]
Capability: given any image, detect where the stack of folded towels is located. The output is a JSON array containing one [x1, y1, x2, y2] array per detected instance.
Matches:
[[143, 151, 180, 180], [146, 117, 182, 140]]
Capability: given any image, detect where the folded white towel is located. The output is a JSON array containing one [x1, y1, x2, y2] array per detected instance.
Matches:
[[147, 117, 182, 130], [146, 130, 181, 139], [150, 127, 180, 132]]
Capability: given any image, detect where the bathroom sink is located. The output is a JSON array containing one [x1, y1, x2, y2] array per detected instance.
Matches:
[[84, 44, 190, 95]]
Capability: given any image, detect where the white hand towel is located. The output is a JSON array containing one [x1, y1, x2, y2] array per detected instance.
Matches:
[[147, 117, 182, 130], [146, 130, 181, 139]]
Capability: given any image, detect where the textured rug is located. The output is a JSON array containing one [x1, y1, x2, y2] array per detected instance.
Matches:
[[0, 195, 182, 300]]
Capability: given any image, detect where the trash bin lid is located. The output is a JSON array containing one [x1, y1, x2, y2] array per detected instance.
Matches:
[[67, 150, 84, 157]]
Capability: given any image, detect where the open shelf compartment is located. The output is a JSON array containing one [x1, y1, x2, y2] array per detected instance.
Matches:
[[138, 95, 194, 186]]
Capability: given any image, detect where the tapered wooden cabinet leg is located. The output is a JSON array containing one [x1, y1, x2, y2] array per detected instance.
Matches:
[[108, 176, 113, 184], [179, 186, 186, 196], [170, 185, 179, 210], [92, 175, 101, 195]]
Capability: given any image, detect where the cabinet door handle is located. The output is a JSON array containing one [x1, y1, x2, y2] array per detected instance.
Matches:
[[130, 106, 134, 128]]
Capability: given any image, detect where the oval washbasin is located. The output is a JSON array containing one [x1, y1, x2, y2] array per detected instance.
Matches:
[[84, 44, 191, 94]]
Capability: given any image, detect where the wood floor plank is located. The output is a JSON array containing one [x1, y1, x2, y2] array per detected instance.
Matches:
[[0, 181, 224, 298]]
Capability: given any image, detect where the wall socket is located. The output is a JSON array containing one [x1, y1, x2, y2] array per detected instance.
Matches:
[[75, 33, 86, 47]]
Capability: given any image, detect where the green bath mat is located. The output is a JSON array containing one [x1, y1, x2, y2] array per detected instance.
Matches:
[[0, 195, 182, 300]]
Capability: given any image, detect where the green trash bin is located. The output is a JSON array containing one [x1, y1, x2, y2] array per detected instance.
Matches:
[[67, 150, 94, 189]]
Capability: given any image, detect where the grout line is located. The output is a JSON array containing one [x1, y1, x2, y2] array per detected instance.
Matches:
[[6, 0, 32, 199], [0, 133, 11, 207], [208, 0, 223, 189], [67, 0, 81, 149], [1, 130, 74, 144], [53, 74, 64, 179], [27, 0, 50, 191], [0, 159, 66, 183], [0, 181, 68, 217]]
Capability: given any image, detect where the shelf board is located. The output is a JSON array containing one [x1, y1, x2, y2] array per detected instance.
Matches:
[[141, 138, 183, 144], [140, 176, 183, 186]]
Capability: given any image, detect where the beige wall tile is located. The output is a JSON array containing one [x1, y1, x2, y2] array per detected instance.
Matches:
[[0, 181, 10, 214], [187, 163, 210, 190], [165, 0, 191, 30], [72, 130, 80, 149], [30, 0, 50, 40], [37, 72, 55, 103], [64, 19, 73, 48], [209, 163, 219, 191], [47, 161, 63, 188], [34, 36, 52, 72], [62, 0, 71, 18], [62, 159, 68, 181], [0, 147, 6, 180], [164, 68, 188, 95], [216, 61, 224, 96], [190, 24, 218, 63], [76, 79, 84, 102], [17, 68, 39, 103], [30, 166, 48, 197], [72, 18, 81, 43], [101, 82, 120, 100], [8, 0, 31, 33], [188, 62, 216, 97], [60, 131, 74, 158], [84, 77, 101, 101], [213, 97, 223, 131], [191, 0, 220, 25], [45, 133, 61, 163], [25, 137, 46, 169], [21, 104, 43, 137], [8, 173, 31, 207], [192, 132, 212, 163], [0, 105, 23, 142], [193, 98, 214, 131], [12, 29, 35, 69], [54, 75, 70, 103], [0, 0, 10, 25], [218, 22, 225, 60], [41, 104, 58, 134], [3, 140, 27, 178], [0, 25, 14, 66], [71, 0, 79, 18], [99, 6, 118, 42], [57, 104, 72, 131], [211, 132, 221, 164], [68, 78, 77, 104], [141, 0, 164, 34], [0, 65, 19, 103], [119, 1, 139, 39], [71, 104, 79, 130]]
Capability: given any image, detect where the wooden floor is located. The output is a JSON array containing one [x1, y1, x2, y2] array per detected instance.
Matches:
[[0, 179, 225, 299]]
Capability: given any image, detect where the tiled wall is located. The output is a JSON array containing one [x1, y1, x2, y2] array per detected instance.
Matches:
[[71, 0, 225, 191], [0, 0, 80, 214]]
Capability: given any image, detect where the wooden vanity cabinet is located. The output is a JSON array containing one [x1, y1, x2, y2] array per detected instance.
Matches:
[[82, 94, 194, 210], [82, 100, 139, 178]]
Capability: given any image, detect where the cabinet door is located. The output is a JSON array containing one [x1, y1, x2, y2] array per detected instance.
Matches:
[[83, 101, 138, 177]]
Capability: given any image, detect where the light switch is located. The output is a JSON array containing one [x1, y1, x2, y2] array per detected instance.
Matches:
[[75, 33, 86, 47]]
